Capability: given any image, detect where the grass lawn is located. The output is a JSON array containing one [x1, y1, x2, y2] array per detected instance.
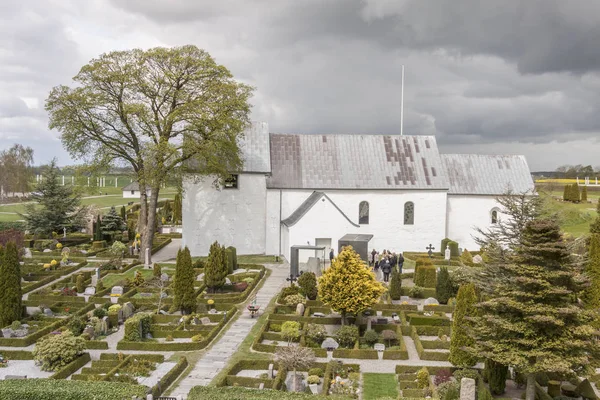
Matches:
[[101, 265, 156, 287], [362, 373, 398, 400]]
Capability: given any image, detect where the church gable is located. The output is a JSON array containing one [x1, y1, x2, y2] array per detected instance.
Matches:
[[267, 134, 449, 190], [281, 191, 359, 228]]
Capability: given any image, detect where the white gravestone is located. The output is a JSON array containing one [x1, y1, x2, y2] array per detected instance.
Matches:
[[445, 245, 451, 261], [460, 378, 476, 400]]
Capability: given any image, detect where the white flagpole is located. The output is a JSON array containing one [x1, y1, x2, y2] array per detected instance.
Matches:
[[400, 65, 404, 136]]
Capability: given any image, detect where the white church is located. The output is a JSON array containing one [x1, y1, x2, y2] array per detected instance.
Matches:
[[182, 122, 534, 261]]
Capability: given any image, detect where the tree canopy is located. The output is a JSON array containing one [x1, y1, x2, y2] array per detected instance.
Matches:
[[46, 45, 253, 263], [23, 159, 84, 236], [0, 144, 34, 197]]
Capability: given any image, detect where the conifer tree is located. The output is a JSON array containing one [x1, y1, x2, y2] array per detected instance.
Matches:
[[436, 266, 455, 304], [318, 246, 386, 324], [101, 206, 126, 237], [0, 242, 22, 327], [584, 234, 600, 309], [172, 246, 196, 314], [94, 214, 103, 241], [449, 283, 478, 367], [591, 199, 600, 234], [23, 159, 84, 236], [120, 205, 126, 221], [484, 359, 508, 395], [581, 185, 588, 202], [571, 183, 580, 202], [563, 185, 569, 201], [162, 200, 172, 222], [204, 241, 227, 293], [469, 219, 600, 400], [389, 268, 402, 300], [172, 193, 182, 224]]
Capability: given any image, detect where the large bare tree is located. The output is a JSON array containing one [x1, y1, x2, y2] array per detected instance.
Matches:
[[46, 45, 253, 263]]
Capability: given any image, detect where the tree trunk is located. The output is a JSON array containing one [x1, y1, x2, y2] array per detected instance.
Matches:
[[138, 181, 148, 262], [341, 311, 346, 326], [526, 373, 536, 400], [140, 187, 160, 265]]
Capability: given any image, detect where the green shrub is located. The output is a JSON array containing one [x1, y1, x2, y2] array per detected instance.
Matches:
[[93, 307, 107, 319], [409, 286, 424, 298], [448, 241, 459, 257], [335, 325, 359, 348], [453, 368, 479, 384], [297, 272, 318, 300], [124, 313, 151, 342], [389, 268, 402, 300], [304, 324, 326, 345], [67, 316, 86, 336], [153, 263, 161, 278], [308, 367, 324, 377], [284, 294, 305, 306], [191, 334, 203, 342], [414, 265, 436, 288], [307, 375, 320, 384], [485, 359, 508, 395], [363, 330, 379, 346], [227, 246, 238, 270], [270, 323, 282, 332], [436, 266, 454, 304], [225, 248, 235, 274], [440, 238, 451, 256], [460, 249, 473, 267], [33, 330, 86, 372], [416, 367, 430, 389], [278, 285, 300, 303], [281, 321, 301, 343], [0, 379, 146, 400], [449, 283, 478, 367], [381, 329, 397, 347], [478, 382, 493, 400], [76, 275, 85, 293], [438, 380, 460, 400]]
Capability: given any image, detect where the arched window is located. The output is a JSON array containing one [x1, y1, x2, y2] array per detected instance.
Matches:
[[404, 202, 414, 225], [359, 201, 369, 224], [491, 208, 499, 224]]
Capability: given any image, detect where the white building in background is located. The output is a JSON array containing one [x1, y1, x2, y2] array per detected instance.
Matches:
[[122, 182, 152, 199], [182, 122, 534, 261]]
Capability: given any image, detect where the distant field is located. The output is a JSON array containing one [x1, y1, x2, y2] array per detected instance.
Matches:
[[538, 190, 598, 237]]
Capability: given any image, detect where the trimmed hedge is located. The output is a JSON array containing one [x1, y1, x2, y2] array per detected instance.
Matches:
[[421, 339, 451, 350], [400, 287, 436, 298], [189, 386, 333, 400], [414, 265, 437, 288], [85, 340, 109, 350], [405, 313, 451, 326], [51, 353, 91, 379], [423, 304, 454, 313], [0, 350, 34, 360], [0, 379, 146, 400], [410, 326, 450, 361], [151, 237, 172, 254], [332, 348, 378, 359], [150, 356, 189, 397]]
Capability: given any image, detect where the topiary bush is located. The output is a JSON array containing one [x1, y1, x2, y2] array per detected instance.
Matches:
[[153, 263, 161, 278], [416, 367, 430, 389], [440, 238, 451, 256], [281, 321, 301, 343], [409, 285, 424, 298], [415, 265, 437, 288], [485, 359, 508, 395], [307, 375, 320, 385], [363, 330, 380, 346], [284, 294, 306, 306], [297, 272, 318, 300], [436, 267, 455, 304], [381, 329, 397, 347], [33, 330, 85, 371], [448, 241, 459, 257], [389, 268, 402, 300], [304, 324, 326, 345], [335, 325, 359, 348], [460, 249, 473, 267]]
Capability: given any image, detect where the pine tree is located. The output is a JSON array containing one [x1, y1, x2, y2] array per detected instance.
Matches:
[[172, 246, 196, 313], [94, 215, 103, 241], [581, 185, 588, 202], [449, 283, 478, 367], [162, 200, 172, 222], [591, 199, 600, 234], [76, 274, 84, 293], [101, 206, 125, 236], [470, 219, 600, 400], [318, 246, 386, 324], [23, 159, 83, 236], [436, 266, 455, 304], [484, 359, 508, 395], [584, 235, 600, 309], [204, 241, 228, 293], [0, 242, 22, 327], [563, 185, 569, 201], [120, 206, 126, 221], [172, 193, 182, 224], [389, 268, 402, 300], [571, 183, 580, 202]]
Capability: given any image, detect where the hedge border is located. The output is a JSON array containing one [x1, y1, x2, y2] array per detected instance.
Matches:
[[51, 352, 91, 379], [150, 355, 189, 397], [410, 326, 450, 361]]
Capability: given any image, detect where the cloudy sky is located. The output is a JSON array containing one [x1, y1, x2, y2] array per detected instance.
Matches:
[[1, 0, 600, 170]]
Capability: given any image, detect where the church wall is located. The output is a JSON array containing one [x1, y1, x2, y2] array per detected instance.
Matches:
[[279, 189, 447, 261], [182, 173, 267, 256], [446, 195, 504, 251], [265, 190, 281, 256]]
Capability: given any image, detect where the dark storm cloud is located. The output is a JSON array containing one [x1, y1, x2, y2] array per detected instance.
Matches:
[[2, 0, 600, 169]]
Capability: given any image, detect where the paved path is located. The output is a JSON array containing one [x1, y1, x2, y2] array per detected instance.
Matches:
[[22, 266, 96, 300], [170, 263, 290, 398], [152, 238, 182, 262]]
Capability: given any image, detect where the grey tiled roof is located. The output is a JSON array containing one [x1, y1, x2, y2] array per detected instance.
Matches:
[[239, 122, 271, 173], [267, 134, 449, 189], [441, 154, 535, 195], [122, 182, 140, 191], [281, 191, 360, 227]]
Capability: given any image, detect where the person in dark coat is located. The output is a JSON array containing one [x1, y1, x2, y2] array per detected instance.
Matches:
[[390, 252, 397, 269], [397, 252, 405, 273], [370, 249, 377, 266], [329, 249, 334, 262], [381, 257, 392, 282]]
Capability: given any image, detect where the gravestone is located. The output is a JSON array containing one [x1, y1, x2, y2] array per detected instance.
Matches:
[[160, 273, 170, 282], [196, 273, 204, 280], [101, 316, 109, 333], [23, 248, 32, 258], [473, 255, 483, 264], [159, 310, 168, 315], [258, 383, 264, 390], [392, 313, 400, 323], [445, 246, 451, 261], [225, 277, 232, 285], [122, 302, 135, 319], [192, 317, 200, 325], [460, 378, 476, 400], [400, 296, 410, 303], [91, 268, 100, 287], [43, 249, 52, 253], [84, 287, 96, 296], [312, 312, 325, 318], [117, 309, 124, 324], [374, 343, 385, 351], [296, 303, 305, 316], [309, 384, 319, 394], [268, 363, 274, 379], [44, 308, 54, 317], [208, 309, 219, 315], [83, 326, 95, 339], [321, 337, 339, 350], [424, 297, 439, 306], [111, 286, 124, 296], [200, 317, 211, 325]]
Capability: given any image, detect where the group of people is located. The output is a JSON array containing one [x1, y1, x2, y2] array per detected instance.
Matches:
[[370, 249, 404, 282]]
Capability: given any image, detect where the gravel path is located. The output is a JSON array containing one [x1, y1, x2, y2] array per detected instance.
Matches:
[[152, 238, 182, 262], [169, 263, 289, 398]]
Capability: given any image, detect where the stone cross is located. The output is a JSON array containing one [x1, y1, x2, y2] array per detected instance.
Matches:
[[426, 244, 435, 258], [63, 227, 67, 238]]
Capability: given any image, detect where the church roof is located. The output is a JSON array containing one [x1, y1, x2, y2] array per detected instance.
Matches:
[[267, 134, 449, 190], [281, 191, 360, 227], [441, 154, 535, 195]]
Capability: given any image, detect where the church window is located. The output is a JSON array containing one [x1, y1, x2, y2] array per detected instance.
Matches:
[[491, 208, 499, 224], [224, 174, 238, 189], [359, 201, 369, 224], [404, 202, 414, 225]]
